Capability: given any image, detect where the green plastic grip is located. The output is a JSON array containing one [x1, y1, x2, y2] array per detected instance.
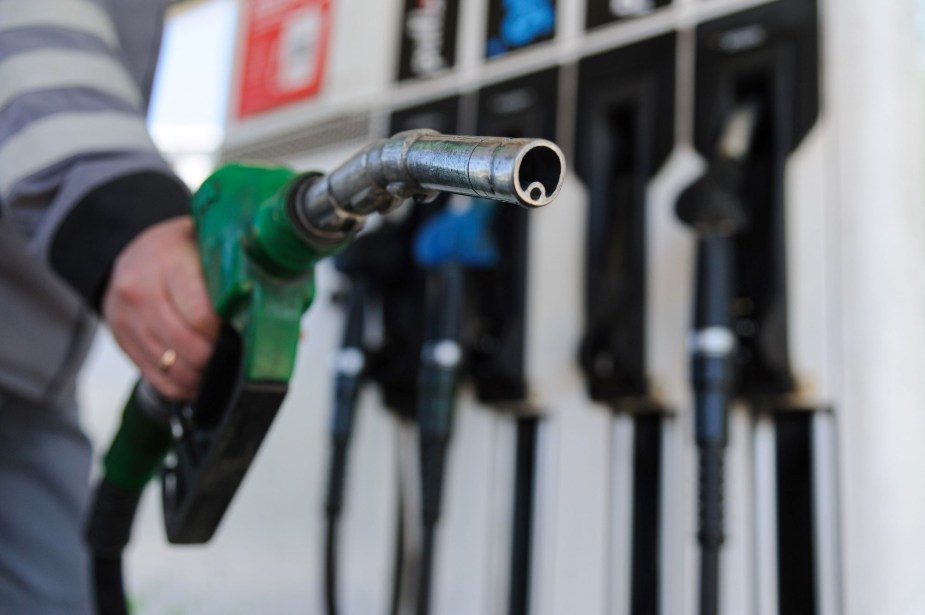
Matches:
[[102, 385, 172, 492]]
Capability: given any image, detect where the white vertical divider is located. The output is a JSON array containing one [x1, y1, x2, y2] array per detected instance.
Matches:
[[484, 417, 517, 615], [826, 1, 925, 613], [723, 406, 756, 615], [752, 414, 779, 615], [430, 389, 498, 615], [526, 162, 606, 615], [607, 415, 636, 614], [813, 412, 843, 615]]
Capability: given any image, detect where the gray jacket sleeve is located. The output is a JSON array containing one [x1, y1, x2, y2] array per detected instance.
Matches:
[[0, 0, 190, 309]]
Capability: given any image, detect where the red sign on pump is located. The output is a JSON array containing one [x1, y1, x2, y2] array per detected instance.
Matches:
[[237, 0, 332, 118]]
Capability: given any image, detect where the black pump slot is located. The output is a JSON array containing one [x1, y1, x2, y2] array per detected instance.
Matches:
[[775, 409, 819, 615], [631, 411, 664, 615], [732, 68, 793, 396], [576, 34, 675, 404], [581, 100, 648, 399]]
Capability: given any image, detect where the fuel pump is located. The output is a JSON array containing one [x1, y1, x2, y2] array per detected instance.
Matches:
[[677, 101, 757, 615], [85, 130, 566, 615], [323, 97, 464, 615], [323, 208, 434, 615], [412, 197, 504, 615], [686, 1, 823, 612], [471, 67, 559, 615], [575, 34, 675, 614], [322, 242, 371, 615], [415, 94, 565, 615]]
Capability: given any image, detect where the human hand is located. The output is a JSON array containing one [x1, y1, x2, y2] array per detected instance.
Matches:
[[102, 216, 221, 400]]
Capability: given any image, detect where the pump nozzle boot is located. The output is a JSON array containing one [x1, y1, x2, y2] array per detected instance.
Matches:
[[676, 158, 750, 237]]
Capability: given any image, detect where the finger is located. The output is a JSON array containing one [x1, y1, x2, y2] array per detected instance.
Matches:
[[143, 352, 199, 401], [134, 326, 203, 401], [111, 324, 154, 380], [144, 364, 197, 402], [111, 330, 199, 401], [165, 245, 221, 342], [155, 299, 216, 372], [108, 293, 210, 400]]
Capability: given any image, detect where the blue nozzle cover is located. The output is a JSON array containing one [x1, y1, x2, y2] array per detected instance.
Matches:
[[413, 200, 500, 270]]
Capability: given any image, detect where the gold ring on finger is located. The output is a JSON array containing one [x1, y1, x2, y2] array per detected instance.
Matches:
[[158, 348, 178, 372]]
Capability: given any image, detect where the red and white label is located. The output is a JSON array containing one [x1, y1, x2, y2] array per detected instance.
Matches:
[[237, 0, 332, 118]]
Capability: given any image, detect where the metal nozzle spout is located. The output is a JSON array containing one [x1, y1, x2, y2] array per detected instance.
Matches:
[[400, 133, 565, 208], [290, 130, 566, 244]]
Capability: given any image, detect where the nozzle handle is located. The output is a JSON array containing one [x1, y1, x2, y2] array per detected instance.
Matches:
[[86, 381, 174, 558], [101, 380, 174, 492]]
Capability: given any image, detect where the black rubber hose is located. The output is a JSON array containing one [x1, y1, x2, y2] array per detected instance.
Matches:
[[416, 523, 438, 615], [415, 266, 464, 615], [86, 482, 144, 615], [416, 435, 451, 615], [700, 547, 721, 615], [691, 240, 734, 615], [323, 282, 366, 615], [698, 443, 725, 615], [325, 513, 341, 615], [323, 440, 353, 615], [688, 234, 737, 615], [389, 491, 405, 615], [91, 556, 127, 615], [509, 417, 539, 615]]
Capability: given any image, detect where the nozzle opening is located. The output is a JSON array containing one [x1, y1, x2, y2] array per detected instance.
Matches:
[[516, 144, 564, 207]]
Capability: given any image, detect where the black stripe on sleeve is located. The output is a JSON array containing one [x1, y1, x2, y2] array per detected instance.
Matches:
[[49, 171, 189, 311]]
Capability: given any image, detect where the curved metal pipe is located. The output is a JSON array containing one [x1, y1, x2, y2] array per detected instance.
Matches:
[[290, 129, 565, 243]]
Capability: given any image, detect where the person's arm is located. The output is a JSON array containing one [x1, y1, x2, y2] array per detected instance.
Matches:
[[0, 0, 219, 399]]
